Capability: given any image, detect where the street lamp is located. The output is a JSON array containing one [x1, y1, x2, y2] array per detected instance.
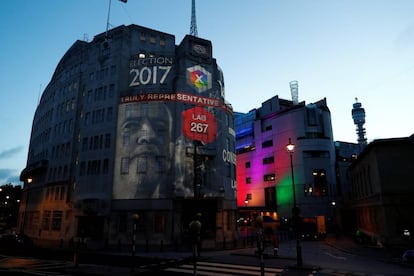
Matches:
[[286, 138, 303, 267], [131, 213, 139, 271], [21, 177, 33, 234]]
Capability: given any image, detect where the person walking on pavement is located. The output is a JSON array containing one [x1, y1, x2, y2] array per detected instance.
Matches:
[[189, 213, 202, 258]]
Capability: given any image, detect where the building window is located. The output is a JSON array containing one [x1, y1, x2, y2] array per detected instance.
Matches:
[[245, 161, 250, 168], [312, 169, 327, 196], [106, 107, 113, 121], [82, 138, 88, 152], [154, 212, 165, 233], [84, 112, 91, 126], [306, 104, 319, 126], [80, 161, 86, 176], [137, 157, 147, 173], [246, 177, 251, 184], [123, 133, 130, 146], [121, 158, 129, 174], [150, 35, 156, 44], [51, 211, 62, 231], [160, 37, 166, 46], [264, 186, 277, 209], [262, 140, 273, 148], [109, 84, 115, 98], [42, 210, 51, 231], [105, 133, 111, 148], [264, 173, 276, 182], [262, 156, 274, 164], [103, 159, 109, 174]]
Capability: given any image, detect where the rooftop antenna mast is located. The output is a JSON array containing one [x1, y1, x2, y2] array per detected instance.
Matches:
[[190, 0, 198, 37], [106, 0, 112, 39]]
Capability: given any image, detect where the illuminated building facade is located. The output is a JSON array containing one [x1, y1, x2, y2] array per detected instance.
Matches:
[[19, 24, 236, 248], [235, 96, 337, 228]]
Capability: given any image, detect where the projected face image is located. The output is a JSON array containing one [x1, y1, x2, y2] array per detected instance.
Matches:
[[114, 102, 173, 199]]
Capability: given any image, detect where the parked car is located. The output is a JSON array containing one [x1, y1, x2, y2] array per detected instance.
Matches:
[[402, 249, 414, 264], [0, 233, 33, 249]]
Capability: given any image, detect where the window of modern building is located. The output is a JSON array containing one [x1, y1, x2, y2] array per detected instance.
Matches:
[[262, 156, 274, 165], [264, 173, 276, 182], [262, 140, 273, 148], [246, 177, 251, 184], [264, 186, 277, 209], [245, 161, 250, 168], [262, 124, 272, 132], [312, 169, 327, 196], [306, 104, 319, 126]]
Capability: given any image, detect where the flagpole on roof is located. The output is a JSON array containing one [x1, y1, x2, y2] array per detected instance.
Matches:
[[106, 0, 113, 40]]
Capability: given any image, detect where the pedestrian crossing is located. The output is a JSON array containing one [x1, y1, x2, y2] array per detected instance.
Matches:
[[0, 256, 70, 275], [165, 260, 284, 276], [25, 259, 71, 274]]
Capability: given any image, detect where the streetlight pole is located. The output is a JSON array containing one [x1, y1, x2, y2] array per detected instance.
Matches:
[[21, 177, 32, 234], [286, 138, 303, 267], [131, 213, 139, 271]]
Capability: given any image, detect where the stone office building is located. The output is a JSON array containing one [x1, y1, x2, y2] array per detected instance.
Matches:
[[19, 24, 237, 248]]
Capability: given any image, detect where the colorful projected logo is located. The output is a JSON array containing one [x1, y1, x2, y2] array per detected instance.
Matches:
[[186, 65, 212, 93]]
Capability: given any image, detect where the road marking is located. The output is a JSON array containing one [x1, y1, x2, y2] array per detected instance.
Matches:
[[165, 261, 283, 276], [324, 251, 347, 260]]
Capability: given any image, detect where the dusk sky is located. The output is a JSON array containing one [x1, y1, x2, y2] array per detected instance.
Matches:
[[1, 0, 414, 185]]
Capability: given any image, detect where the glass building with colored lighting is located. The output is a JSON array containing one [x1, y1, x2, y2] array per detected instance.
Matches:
[[18, 24, 237, 249], [235, 95, 337, 232]]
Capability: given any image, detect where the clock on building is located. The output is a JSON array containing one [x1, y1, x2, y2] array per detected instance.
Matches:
[[192, 43, 207, 55]]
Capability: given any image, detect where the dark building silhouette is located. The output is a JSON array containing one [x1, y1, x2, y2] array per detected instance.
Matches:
[[349, 135, 414, 247]]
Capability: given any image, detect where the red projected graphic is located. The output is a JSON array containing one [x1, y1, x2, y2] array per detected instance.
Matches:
[[182, 106, 217, 144]]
